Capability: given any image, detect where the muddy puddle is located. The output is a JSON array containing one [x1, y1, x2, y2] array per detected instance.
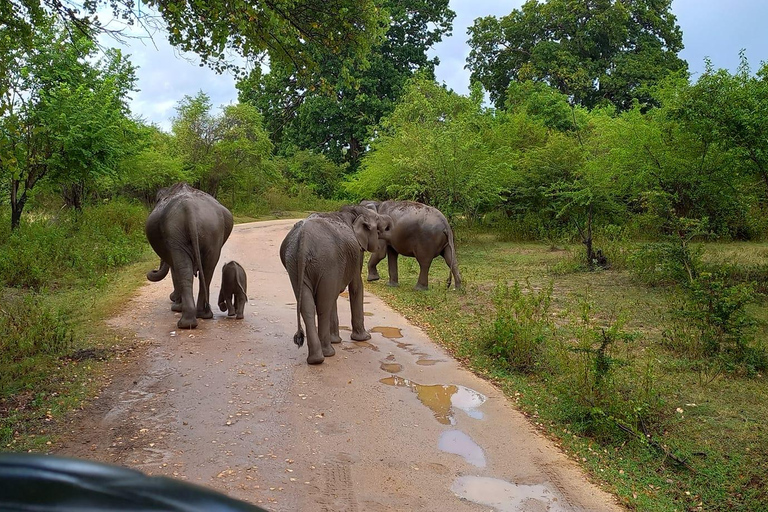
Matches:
[[380, 355, 403, 373], [416, 358, 441, 366], [380, 376, 486, 425], [439, 430, 486, 467], [371, 326, 403, 339], [451, 476, 568, 512]]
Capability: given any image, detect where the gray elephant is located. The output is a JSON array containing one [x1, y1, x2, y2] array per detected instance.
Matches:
[[146, 183, 234, 329], [280, 205, 392, 364], [362, 200, 461, 290], [218, 261, 247, 319]]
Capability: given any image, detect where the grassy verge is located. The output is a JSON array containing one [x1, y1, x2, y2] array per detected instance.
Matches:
[[0, 200, 154, 451], [364, 233, 768, 511]]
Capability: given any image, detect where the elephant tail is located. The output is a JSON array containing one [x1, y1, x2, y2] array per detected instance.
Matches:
[[444, 227, 462, 290], [190, 216, 209, 311], [293, 227, 307, 348], [147, 260, 170, 282]]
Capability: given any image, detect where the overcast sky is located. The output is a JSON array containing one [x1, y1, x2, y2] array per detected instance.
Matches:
[[115, 1, 768, 131]]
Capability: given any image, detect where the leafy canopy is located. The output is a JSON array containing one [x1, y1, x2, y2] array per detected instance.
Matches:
[[467, 0, 687, 110], [238, 0, 455, 169]]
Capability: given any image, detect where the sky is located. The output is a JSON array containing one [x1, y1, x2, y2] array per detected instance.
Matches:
[[112, 1, 768, 131]]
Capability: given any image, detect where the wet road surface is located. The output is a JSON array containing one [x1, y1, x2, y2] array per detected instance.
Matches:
[[56, 219, 622, 511]]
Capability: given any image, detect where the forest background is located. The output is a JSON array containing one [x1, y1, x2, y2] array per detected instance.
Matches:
[[2, 1, 768, 510]]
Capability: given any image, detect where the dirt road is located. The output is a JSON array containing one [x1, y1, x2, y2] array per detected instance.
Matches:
[[57, 219, 622, 511]]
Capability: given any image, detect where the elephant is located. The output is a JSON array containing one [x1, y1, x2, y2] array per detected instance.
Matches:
[[218, 261, 248, 319], [146, 182, 234, 329], [362, 200, 461, 290], [279, 205, 392, 364]]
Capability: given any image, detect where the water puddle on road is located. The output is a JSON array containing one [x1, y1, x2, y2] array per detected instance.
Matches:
[[364, 311, 373, 316], [353, 340, 379, 351], [380, 355, 403, 374], [380, 376, 486, 425], [339, 325, 351, 331], [451, 476, 568, 512], [371, 326, 403, 339], [439, 430, 486, 467], [416, 358, 441, 366]]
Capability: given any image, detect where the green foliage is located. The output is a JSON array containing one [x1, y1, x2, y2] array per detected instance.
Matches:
[[0, 18, 139, 227], [5, 0, 385, 83], [480, 281, 554, 374], [273, 150, 347, 199], [172, 93, 276, 199], [0, 200, 148, 289], [467, 0, 687, 110], [238, 0, 455, 169]]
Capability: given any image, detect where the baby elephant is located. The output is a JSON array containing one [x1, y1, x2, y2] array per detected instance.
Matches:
[[218, 261, 247, 319]]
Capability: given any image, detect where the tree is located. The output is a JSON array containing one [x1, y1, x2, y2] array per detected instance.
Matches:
[[172, 93, 275, 199], [0, 19, 139, 229], [239, 0, 455, 169], [467, 0, 687, 111], [3, 0, 386, 81], [670, 55, 768, 204]]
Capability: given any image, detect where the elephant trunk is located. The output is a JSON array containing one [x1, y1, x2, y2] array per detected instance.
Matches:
[[147, 260, 170, 282]]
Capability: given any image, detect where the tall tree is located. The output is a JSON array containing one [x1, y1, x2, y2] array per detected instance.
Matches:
[[172, 93, 275, 198], [239, 0, 455, 169], [0, 19, 138, 229], [467, 0, 687, 111]]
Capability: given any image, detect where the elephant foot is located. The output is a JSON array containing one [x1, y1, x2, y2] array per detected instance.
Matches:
[[367, 273, 380, 282], [330, 334, 343, 344], [386, 281, 399, 288], [322, 345, 336, 357], [235, 313, 244, 320], [307, 353, 325, 365], [227, 311, 236, 317], [351, 330, 371, 341], [414, 283, 429, 291], [171, 302, 183, 312], [177, 317, 198, 329], [198, 307, 214, 319]]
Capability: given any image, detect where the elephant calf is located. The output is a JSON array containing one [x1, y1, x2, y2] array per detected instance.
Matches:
[[280, 205, 392, 364], [362, 200, 461, 290], [218, 261, 247, 319]]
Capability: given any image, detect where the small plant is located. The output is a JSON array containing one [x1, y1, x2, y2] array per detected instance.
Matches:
[[479, 281, 554, 374]]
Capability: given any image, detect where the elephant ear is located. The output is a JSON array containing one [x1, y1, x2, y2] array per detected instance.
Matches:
[[352, 215, 374, 251]]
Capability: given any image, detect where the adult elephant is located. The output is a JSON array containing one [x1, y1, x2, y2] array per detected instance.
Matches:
[[362, 200, 461, 290], [145, 183, 234, 329], [280, 205, 392, 364]]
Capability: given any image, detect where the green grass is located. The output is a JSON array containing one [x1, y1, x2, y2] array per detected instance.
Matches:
[[364, 236, 768, 511]]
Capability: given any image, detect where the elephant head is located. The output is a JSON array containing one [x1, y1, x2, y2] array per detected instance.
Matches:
[[348, 206, 392, 252]]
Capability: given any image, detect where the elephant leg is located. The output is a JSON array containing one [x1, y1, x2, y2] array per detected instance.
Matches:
[[386, 246, 400, 287], [234, 293, 246, 319], [170, 272, 183, 312], [349, 274, 371, 341], [367, 242, 387, 281], [414, 255, 433, 291], [226, 296, 236, 317], [300, 286, 325, 365], [329, 299, 342, 344], [172, 262, 198, 329]]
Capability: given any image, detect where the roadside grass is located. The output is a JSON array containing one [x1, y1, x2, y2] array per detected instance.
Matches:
[[0, 201, 154, 451], [364, 235, 768, 511]]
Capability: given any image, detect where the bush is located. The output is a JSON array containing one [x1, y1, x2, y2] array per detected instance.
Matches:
[[0, 291, 73, 395], [0, 199, 148, 289], [479, 281, 554, 374]]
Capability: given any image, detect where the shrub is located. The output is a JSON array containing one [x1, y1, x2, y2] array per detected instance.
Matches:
[[479, 281, 554, 374]]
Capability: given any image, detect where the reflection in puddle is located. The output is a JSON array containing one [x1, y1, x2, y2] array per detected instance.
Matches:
[[352, 340, 379, 351], [380, 362, 403, 373], [371, 326, 403, 339], [451, 476, 568, 512], [439, 430, 486, 467], [380, 376, 486, 425]]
